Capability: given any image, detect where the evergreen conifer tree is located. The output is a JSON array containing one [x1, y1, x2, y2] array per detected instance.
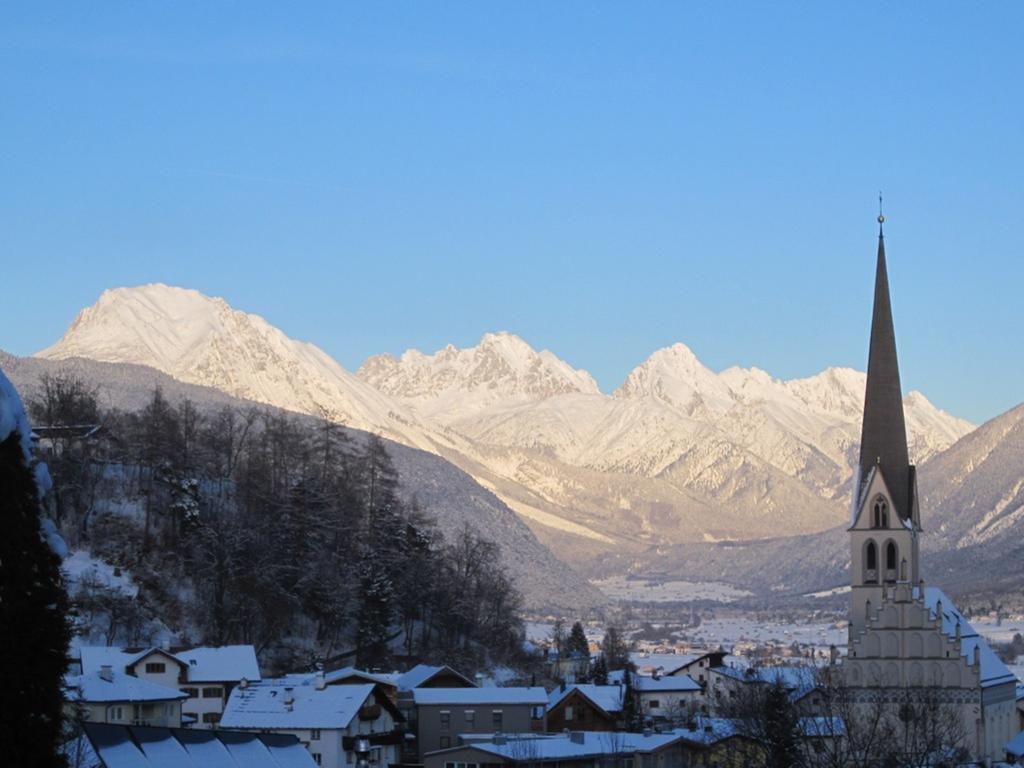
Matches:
[[621, 671, 643, 731], [0, 372, 71, 766], [591, 654, 609, 685], [567, 621, 589, 655]]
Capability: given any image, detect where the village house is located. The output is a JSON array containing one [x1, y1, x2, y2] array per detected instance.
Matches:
[[633, 674, 703, 724], [665, 652, 726, 688], [64, 666, 187, 728], [547, 684, 623, 732], [410, 687, 548, 760], [63, 722, 319, 768], [78, 644, 260, 728], [220, 677, 404, 768]]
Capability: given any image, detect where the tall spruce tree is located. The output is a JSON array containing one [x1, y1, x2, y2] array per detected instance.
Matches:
[[567, 621, 589, 655], [1, 373, 71, 766]]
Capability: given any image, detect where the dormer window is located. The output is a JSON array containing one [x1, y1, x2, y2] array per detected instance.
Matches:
[[872, 497, 889, 529]]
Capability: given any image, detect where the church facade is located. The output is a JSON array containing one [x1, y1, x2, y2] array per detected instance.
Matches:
[[842, 216, 1018, 764]]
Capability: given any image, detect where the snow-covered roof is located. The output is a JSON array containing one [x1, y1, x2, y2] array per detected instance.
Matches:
[[548, 684, 623, 714], [321, 666, 398, 687], [712, 665, 812, 690], [65, 670, 188, 703], [1006, 728, 1024, 759], [220, 681, 376, 730], [798, 716, 846, 738], [176, 646, 261, 683], [74, 722, 317, 767], [397, 664, 474, 691], [428, 731, 686, 761], [923, 587, 1018, 689], [79, 645, 260, 684], [670, 718, 740, 745], [80, 646, 183, 676], [413, 687, 548, 707], [632, 674, 701, 693]]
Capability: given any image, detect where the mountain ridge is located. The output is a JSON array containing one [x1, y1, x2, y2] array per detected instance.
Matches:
[[37, 283, 976, 571]]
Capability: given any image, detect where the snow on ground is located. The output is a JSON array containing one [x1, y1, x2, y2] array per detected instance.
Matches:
[[593, 577, 753, 603], [62, 549, 138, 597], [805, 585, 851, 598], [689, 616, 847, 653], [971, 615, 1024, 645]]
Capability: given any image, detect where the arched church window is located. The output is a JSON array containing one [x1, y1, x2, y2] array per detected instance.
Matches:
[[865, 541, 877, 582], [886, 541, 898, 581], [873, 497, 888, 528]]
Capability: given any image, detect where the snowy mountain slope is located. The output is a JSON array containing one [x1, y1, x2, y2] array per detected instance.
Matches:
[[637, 401, 1024, 605], [38, 285, 452, 455], [362, 336, 972, 538], [35, 285, 974, 573], [2, 351, 605, 613]]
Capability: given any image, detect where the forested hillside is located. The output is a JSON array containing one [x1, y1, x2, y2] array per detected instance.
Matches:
[[30, 371, 527, 673]]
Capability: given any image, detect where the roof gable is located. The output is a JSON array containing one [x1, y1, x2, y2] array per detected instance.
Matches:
[[923, 588, 1017, 689]]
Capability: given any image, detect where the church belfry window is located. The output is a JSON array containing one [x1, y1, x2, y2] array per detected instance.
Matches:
[[885, 541, 897, 577], [872, 497, 888, 528], [865, 541, 877, 582]]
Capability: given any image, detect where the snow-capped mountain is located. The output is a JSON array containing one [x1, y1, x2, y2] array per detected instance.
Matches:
[[37, 284, 975, 573], [38, 284, 450, 454], [359, 331, 600, 421]]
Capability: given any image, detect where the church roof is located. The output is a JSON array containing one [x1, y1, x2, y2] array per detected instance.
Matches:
[[923, 587, 1017, 689], [858, 222, 913, 521]]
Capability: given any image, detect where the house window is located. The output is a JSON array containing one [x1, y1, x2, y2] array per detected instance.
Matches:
[[565, 705, 574, 721], [440, 711, 451, 729], [440, 736, 451, 749], [182, 687, 198, 698], [648, 700, 660, 709], [312, 754, 322, 766], [202, 712, 221, 724], [145, 662, 166, 674], [109, 706, 123, 721], [464, 710, 476, 726], [492, 710, 503, 729], [311, 729, 321, 740], [202, 687, 223, 699]]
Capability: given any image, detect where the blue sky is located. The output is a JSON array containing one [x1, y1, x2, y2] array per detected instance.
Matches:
[[2, 3, 1021, 423]]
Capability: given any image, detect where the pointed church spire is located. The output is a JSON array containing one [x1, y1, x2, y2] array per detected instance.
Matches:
[[858, 203, 912, 520]]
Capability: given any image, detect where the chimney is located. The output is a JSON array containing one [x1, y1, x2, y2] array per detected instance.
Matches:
[[315, 670, 326, 690], [160, 638, 171, 652], [642, 727, 653, 737], [569, 732, 584, 745], [99, 665, 114, 682], [239, 677, 249, 689], [284, 687, 295, 710]]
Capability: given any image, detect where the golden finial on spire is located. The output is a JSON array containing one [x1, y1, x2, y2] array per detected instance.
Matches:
[[877, 191, 885, 225]]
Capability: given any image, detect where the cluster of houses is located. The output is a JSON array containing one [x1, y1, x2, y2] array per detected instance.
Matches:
[[60, 644, 859, 768]]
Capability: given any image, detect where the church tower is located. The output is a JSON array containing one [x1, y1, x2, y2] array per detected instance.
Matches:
[[848, 211, 921, 638]]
